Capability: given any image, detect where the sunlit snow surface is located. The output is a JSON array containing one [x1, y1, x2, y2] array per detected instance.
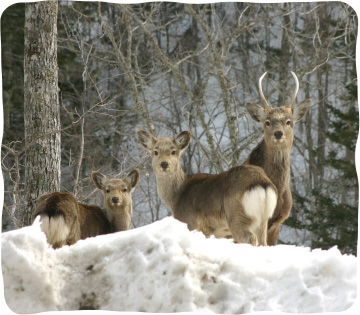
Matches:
[[1, 217, 357, 314]]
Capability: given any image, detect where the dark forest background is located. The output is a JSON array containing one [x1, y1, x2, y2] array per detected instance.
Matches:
[[1, 1, 358, 254]]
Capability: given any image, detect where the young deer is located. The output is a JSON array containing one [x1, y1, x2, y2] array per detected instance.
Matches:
[[31, 169, 140, 248], [137, 129, 277, 246], [245, 72, 311, 245]]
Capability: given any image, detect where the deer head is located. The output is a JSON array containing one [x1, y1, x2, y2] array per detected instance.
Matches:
[[92, 169, 140, 210], [137, 129, 191, 178], [246, 72, 311, 150]]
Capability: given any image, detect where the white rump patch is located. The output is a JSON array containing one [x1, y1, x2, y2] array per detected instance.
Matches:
[[38, 214, 69, 246], [242, 186, 277, 220], [242, 186, 266, 219]]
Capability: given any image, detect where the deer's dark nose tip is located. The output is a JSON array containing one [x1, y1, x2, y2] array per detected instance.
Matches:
[[161, 161, 169, 169], [274, 131, 283, 139], [112, 197, 119, 203]]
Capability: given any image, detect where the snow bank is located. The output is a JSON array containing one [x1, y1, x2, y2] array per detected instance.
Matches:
[[1, 217, 358, 314]]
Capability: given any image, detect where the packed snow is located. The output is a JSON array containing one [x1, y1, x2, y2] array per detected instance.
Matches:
[[1, 216, 358, 314]]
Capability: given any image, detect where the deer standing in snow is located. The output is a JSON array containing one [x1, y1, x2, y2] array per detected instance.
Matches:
[[31, 169, 140, 248], [137, 129, 277, 246], [245, 72, 311, 245]]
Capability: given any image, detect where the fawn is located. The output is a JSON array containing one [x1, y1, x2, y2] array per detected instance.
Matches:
[[31, 169, 140, 248]]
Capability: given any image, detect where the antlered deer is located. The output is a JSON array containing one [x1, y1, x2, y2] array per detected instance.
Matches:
[[137, 129, 277, 246], [245, 72, 311, 245], [31, 169, 140, 248]]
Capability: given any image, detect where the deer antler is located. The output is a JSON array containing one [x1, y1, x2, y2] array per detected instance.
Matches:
[[258, 72, 271, 109], [286, 71, 299, 108]]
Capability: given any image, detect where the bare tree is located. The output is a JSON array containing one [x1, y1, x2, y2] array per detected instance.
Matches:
[[1, 2, 357, 253]]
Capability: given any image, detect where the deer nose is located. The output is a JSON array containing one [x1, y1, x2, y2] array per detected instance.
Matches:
[[112, 197, 119, 204], [161, 161, 169, 169], [274, 131, 283, 139]]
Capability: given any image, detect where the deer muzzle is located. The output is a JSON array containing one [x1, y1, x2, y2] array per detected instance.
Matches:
[[110, 196, 124, 206], [160, 161, 169, 170], [274, 131, 283, 139], [273, 131, 285, 144]]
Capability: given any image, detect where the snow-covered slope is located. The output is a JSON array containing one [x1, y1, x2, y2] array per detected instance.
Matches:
[[1, 217, 357, 314]]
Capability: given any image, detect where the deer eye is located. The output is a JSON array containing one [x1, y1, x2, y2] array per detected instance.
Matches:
[[106, 189, 110, 193], [171, 151, 176, 155], [265, 120, 271, 126], [154, 151, 158, 155], [286, 120, 291, 126], [123, 188, 127, 192]]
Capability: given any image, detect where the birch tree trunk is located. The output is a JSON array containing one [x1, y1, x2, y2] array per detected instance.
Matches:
[[23, 0, 60, 226]]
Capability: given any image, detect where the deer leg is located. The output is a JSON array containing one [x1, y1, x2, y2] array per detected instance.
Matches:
[[200, 225, 215, 238], [267, 209, 283, 245], [267, 222, 280, 245], [225, 205, 258, 246], [234, 229, 258, 246], [257, 219, 268, 246], [266, 190, 292, 245]]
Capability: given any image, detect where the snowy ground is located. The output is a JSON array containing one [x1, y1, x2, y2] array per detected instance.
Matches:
[[1, 217, 358, 314]]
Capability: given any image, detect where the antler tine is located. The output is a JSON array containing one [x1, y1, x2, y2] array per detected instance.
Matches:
[[286, 71, 299, 108], [258, 72, 271, 109]]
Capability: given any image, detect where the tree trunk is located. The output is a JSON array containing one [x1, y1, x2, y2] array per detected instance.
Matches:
[[23, 0, 60, 226]]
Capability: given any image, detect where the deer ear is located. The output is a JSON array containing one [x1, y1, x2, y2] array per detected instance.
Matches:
[[92, 171, 107, 190], [246, 102, 265, 122], [293, 99, 311, 122], [174, 131, 191, 151], [137, 129, 157, 151], [125, 168, 140, 192]]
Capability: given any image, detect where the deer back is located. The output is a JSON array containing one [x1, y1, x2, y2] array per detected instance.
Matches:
[[77, 202, 111, 238]]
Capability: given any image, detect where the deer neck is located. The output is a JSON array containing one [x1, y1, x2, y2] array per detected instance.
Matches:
[[103, 205, 132, 232], [155, 166, 187, 213], [248, 138, 291, 194], [264, 140, 291, 193]]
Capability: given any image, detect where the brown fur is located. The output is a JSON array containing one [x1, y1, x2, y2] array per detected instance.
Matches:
[[31, 169, 140, 249], [92, 169, 140, 232], [245, 73, 311, 245], [137, 129, 277, 246]]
